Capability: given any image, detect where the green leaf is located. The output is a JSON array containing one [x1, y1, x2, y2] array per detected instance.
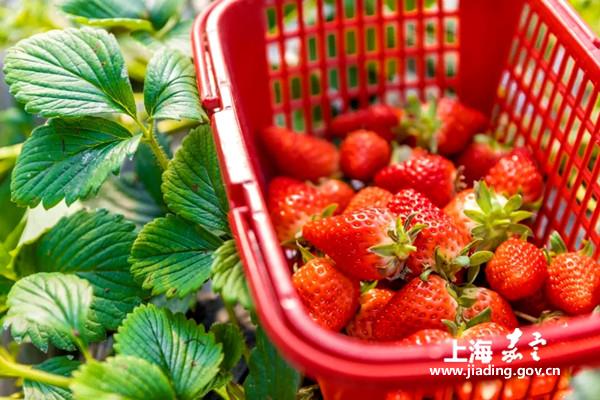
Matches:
[[211, 323, 244, 371], [570, 368, 600, 400], [147, 0, 186, 30], [4, 28, 136, 118], [244, 327, 300, 400], [84, 173, 165, 228], [144, 48, 204, 121], [11, 118, 141, 208], [114, 304, 223, 400], [162, 126, 229, 234], [61, 0, 184, 31], [129, 215, 223, 297], [0, 172, 26, 242], [18, 210, 146, 330], [5, 273, 98, 352], [24, 356, 81, 400], [71, 356, 176, 400], [132, 19, 193, 56], [212, 240, 252, 309]]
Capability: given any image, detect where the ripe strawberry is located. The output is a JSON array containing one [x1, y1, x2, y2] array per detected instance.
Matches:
[[340, 130, 391, 181], [545, 233, 600, 315], [292, 257, 359, 331], [514, 288, 551, 318], [443, 182, 533, 251], [303, 207, 422, 280], [267, 177, 330, 243], [329, 104, 402, 141], [346, 288, 394, 340], [484, 148, 543, 204], [402, 329, 453, 345], [343, 187, 393, 214], [456, 134, 510, 186], [460, 322, 509, 340], [387, 189, 470, 280], [374, 274, 458, 340], [316, 178, 354, 213], [260, 126, 339, 182], [375, 150, 459, 208], [461, 287, 518, 330], [486, 238, 547, 301], [401, 97, 487, 155]]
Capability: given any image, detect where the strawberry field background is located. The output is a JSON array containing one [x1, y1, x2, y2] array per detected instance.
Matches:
[[0, 1, 597, 399]]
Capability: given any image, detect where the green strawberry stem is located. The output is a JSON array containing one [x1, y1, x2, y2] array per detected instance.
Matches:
[[514, 310, 539, 324], [0, 349, 72, 389]]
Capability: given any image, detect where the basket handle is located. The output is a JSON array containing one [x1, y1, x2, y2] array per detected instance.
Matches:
[[192, 10, 222, 112]]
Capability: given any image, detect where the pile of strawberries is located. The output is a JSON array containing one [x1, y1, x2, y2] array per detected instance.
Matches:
[[261, 98, 600, 347]]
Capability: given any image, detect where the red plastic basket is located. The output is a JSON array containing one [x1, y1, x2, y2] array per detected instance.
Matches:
[[192, 0, 600, 398]]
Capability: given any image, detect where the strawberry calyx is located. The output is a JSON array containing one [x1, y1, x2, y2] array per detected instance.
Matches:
[[465, 181, 533, 251], [369, 214, 425, 278], [548, 231, 595, 259], [399, 97, 442, 153], [443, 284, 493, 336], [429, 242, 493, 283]]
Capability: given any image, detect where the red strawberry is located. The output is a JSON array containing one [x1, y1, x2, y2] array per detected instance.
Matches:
[[343, 187, 393, 215], [460, 322, 509, 340], [292, 257, 359, 331], [374, 274, 458, 340], [486, 238, 547, 301], [375, 150, 459, 208], [456, 134, 510, 186], [303, 207, 422, 280], [402, 329, 453, 345], [316, 178, 354, 213], [443, 182, 533, 251], [401, 97, 487, 155], [514, 288, 551, 318], [329, 104, 402, 141], [461, 287, 518, 330], [267, 177, 329, 243], [260, 126, 339, 181], [545, 233, 600, 315], [346, 288, 394, 340], [340, 130, 391, 181], [485, 148, 543, 204], [387, 189, 470, 280]]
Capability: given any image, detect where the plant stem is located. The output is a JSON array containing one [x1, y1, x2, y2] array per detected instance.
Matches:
[[224, 302, 251, 363], [0, 353, 72, 389], [134, 117, 170, 171], [514, 311, 538, 323], [213, 385, 231, 400]]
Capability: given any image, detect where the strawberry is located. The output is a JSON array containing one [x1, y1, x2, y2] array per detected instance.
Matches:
[[374, 274, 458, 340], [460, 322, 509, 340], [486, 238, 547, 301], [402, 329, 453, 345], [343, 187, 393, 214], [514, 288, 551, 318], [545, 233, 600, 315], [329, 104, 402, 141], [316, 178, 354, 213], [340, 130, 391, 181], [484, 148, 543, 204], [267, 177, 330, 243], [443, 182, 533, 251], [292, 257, 359, 331], [260, 126, 339, 182], [456, 134, 510, 186], [375, 150, 459, 208], [387, 189, 472, 281], [303, 207, 422, 280], [461, 287, 518, 330], [400, 97, 487, 155], [346, 288, 394, 340]]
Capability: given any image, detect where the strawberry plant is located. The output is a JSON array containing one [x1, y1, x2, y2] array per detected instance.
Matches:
[[0, 2, 302, 399]]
